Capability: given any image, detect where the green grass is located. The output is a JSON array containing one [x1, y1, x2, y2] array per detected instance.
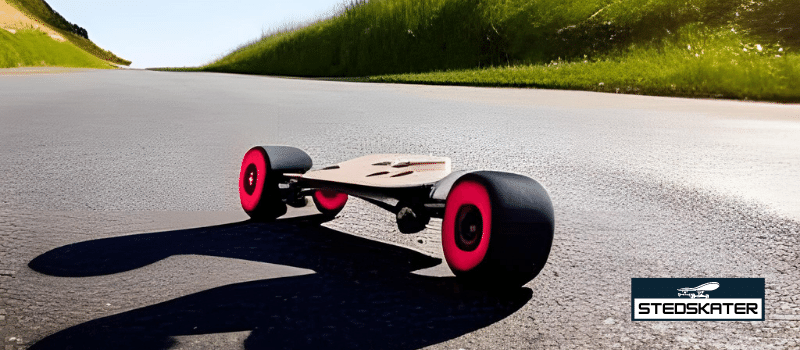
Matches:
[[0, 29, 113, 68], [367, 26, 800, 101], [200, 0, 798, 101], [6, 0, 131, 65]]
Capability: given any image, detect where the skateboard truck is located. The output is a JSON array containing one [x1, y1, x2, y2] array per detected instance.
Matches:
[[395, 201, 431, 234]]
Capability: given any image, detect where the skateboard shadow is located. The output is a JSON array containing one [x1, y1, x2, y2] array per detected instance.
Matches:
[[28, 215, 532, 350]]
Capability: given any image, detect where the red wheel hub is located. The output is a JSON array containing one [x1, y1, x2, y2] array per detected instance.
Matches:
[[239, 148, 267, 212], [313, 189, 348, 212], [442, 179, 492, 273]]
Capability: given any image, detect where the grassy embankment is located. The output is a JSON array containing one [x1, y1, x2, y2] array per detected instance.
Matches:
[[0, 28, 110, 68], [202, 0, 799, 102], [3, 0, 130, 66]]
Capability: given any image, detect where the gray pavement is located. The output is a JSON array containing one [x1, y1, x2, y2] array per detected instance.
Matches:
[[1, 69, 799, 349]]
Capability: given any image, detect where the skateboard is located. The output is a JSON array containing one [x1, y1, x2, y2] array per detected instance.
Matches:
[[677, 282, 719, 298], [239, 145, 555, 286]]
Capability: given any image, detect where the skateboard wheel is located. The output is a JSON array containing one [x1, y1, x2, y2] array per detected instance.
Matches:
[[442, 179, 492, 274], [239, 147, 287, 220], [312, 189, 348, 218], [442, 171, 554, 287]]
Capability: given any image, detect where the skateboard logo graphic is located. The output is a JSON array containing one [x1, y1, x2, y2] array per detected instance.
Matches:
[[631, 278, 764, 321], [677, 282, 719, 299]]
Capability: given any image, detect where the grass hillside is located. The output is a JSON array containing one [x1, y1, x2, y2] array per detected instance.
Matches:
[[204, 0, 799, 102], [4, 0, 130, 66], [0, 29, 111, 68]]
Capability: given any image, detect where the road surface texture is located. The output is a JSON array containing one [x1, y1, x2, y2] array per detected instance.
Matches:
[[1, 69, 799, 349]]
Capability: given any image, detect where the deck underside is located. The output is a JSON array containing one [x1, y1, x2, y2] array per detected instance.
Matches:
[[301, 154, 452, 188]]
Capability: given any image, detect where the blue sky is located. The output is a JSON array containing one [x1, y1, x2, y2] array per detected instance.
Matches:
[[46, 0, 343, 68]]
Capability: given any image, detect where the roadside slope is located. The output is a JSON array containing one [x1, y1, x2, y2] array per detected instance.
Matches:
[[0, 29, 111, 69], [201, 0, 799, 102], [1, 0, 128, 68]]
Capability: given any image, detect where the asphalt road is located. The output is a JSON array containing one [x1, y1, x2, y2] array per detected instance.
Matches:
[[1, 69, 799, 349]]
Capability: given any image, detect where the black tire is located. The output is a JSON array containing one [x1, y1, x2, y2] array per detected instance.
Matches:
[[441, 171, 554, 287], [239, 146, 287, 221]]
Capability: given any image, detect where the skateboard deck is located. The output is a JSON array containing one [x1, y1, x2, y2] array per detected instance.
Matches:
[[300, 154, 451, 188]]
